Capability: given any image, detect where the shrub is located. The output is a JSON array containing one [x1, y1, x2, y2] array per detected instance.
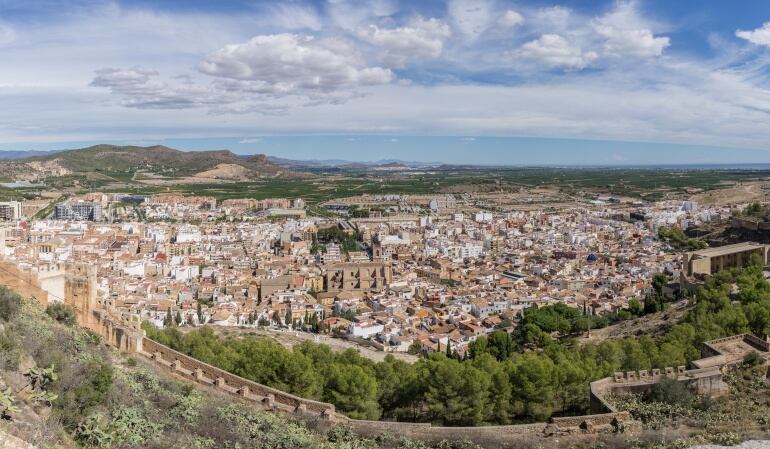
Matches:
[[649, 378, 693, 406], [46, 302, 77, 326], [0, 287, 21, 322], [0, 330, 21, 370], [56, 359, 114, 427], [743, 350, 762, 367]]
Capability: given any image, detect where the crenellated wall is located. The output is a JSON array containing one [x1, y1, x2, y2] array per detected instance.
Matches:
[[138, 335, 637, 443], [140, 337, 337, 419], [589, 365, 728, 413], [0, 261, 54, 305]]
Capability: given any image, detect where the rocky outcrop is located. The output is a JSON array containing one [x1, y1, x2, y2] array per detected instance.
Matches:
[[0, 431, 36, 449]]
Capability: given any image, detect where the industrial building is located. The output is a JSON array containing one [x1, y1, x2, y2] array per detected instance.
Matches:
[[685, 242, 769, 277]]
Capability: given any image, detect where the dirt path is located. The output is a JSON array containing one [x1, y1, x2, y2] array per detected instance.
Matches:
[[578, 300, 690, 343], [188, 326, 419, 364]]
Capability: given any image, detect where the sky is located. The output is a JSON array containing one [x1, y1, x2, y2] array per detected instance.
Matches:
[[3, 0, 770, 164]]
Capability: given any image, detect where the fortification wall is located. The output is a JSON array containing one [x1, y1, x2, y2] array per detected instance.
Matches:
[[140, 338, 337, 419], [590, 365, 728, 413], [732, 218, 761, 231], [346, 420, 550, 445], [139, 335, 637, 442], [0, 261, 52, 305]]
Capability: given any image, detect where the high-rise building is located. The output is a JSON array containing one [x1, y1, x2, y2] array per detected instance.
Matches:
[[54, 202, 103, 221], [0, 201, 22, 221]]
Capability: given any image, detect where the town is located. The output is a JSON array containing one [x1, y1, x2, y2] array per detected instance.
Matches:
[[0, 192, 734, 359]]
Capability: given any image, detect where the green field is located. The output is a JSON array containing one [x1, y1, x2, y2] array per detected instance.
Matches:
[[10, 166, 770, 204]]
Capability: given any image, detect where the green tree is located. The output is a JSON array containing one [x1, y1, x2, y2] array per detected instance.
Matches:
[[507, 353, 556, 421], [468, 336, 488, 359], [628, 298, 643, 316], [322, 363, 380, 420], [423, 356, 491, 426]]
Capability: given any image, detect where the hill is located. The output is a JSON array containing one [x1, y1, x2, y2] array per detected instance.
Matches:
[[0, 145, 288, 187], [27, 144, 284, 177]]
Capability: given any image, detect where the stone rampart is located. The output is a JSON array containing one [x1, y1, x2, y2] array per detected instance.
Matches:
[[590, 365, 728, 413], [732, 218, 761, 231], [0, 261, 52, 305], [140, 338, 337, 419], [346, 420, 549, 444], [138, 336, 636, 442]]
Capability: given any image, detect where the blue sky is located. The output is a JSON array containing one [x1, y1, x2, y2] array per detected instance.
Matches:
[[2, 0, 770, 164]]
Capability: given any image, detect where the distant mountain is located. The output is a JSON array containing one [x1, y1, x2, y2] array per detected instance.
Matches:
[[22, 144, 285, 177], [265, 156, 353, 168], [267, 156, 443, 169], [0, 150, 61, 160]]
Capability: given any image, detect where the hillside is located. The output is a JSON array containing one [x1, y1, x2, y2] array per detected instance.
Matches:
[[0, 145, 288, 187], [0, 288, 480, 449], [29, 144, 283, 177]]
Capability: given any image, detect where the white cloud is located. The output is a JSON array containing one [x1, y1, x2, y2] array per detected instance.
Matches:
[[90, 67, 290, 114], [6, 0, 770, 158], [516, 34, 598, 70], [356, 18, 451, 67], [497, 10, 524, 30], [596, 26, 669, 57], [262, 4, 323, 31], [448, 0, 495, 40], [90, 67, 230, 109], [198, 34, 393, 100], [326, 0, 393, 30], [369, 0, 399, 17], [532, 6, 571, 33], [736, 22, 770, 47], [594, 1, 670, 58]]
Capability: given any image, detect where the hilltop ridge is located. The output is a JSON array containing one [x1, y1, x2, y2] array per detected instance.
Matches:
[[0, 144, 287, 186], [26, 144, 282, 177]]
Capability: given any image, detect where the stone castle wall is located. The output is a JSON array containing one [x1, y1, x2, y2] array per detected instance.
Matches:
[[0, 261, 54, 305], [140, 337, 337, 418], [139, 334, 636, 442], [589, 365, 728, 414]]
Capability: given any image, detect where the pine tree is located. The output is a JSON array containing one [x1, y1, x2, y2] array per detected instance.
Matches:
[[175, 310, 183, 326], [196, 302, 203, 324], [285, 308, 293, 327]]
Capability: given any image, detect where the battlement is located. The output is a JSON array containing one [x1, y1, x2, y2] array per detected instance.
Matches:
[[138, 336, 635, 443]]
